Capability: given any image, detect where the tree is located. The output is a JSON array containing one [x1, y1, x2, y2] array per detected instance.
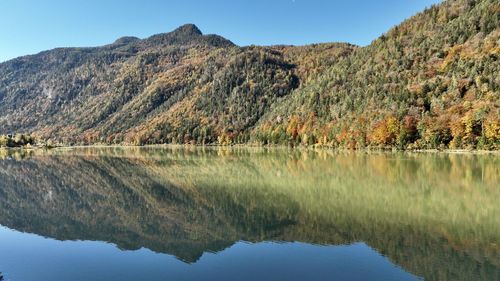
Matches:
[[369, 116, 399, 146]]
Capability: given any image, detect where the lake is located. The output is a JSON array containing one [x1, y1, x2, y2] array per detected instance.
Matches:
[[0, 147, 498, 281]]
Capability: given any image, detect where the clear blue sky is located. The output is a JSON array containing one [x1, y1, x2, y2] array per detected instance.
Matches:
[[0, 0, 441, 62]]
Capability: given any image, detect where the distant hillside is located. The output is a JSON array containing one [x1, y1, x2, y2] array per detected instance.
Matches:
[[0, 0, 498, 149]]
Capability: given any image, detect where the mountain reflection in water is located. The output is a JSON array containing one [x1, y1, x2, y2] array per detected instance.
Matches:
[[0, 147, 498, 281]]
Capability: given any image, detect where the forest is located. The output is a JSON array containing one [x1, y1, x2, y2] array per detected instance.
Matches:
[[0, 134, 34, 148], [0, 0, 498, 150]]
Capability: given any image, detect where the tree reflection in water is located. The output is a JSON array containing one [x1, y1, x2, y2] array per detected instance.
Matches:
[[0, 147, 498, 281]]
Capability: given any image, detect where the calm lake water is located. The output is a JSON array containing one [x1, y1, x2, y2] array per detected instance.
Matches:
[[0, 147, 498, 281]]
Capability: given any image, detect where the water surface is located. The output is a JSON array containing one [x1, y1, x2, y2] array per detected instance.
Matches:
[[0, 148, 498, 281]]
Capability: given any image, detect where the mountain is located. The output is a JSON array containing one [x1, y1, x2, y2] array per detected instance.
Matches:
[[0, 0, 498, 150]]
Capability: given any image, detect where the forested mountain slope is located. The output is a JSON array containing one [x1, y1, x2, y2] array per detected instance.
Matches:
[[0, 0, 498, 149], [256, 0, 500, 149]]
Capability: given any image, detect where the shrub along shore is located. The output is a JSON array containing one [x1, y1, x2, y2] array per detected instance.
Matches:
[[0, 134, 35, 148]]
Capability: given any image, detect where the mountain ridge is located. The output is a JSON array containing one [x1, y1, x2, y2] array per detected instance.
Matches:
[[0, 0, 498, 149]]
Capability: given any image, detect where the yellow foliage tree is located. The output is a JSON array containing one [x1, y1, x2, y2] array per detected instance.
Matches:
[[484, 114, 500, 142], [369, 116, 400, 146]]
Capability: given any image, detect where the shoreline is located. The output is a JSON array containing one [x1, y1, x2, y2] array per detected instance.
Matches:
[[2, 144, 499, 155]]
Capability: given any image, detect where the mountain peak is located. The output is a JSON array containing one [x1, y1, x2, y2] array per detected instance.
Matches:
[[172, 24, 203, 36], [113, 36, 140, 45], [143, 23, 234, 48]]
